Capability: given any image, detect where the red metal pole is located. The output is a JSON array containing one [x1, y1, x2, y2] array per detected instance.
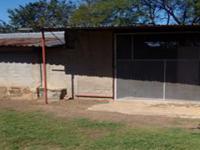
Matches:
[[41, 30, 48, 104]]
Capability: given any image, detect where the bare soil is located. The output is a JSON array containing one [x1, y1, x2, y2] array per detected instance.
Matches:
[[89, 100, 200, 119], [0, 99, 199, 129]]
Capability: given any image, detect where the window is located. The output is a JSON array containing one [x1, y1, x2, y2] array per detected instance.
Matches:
[[134, 35, 178, 59], [116, 34, 200, 60]]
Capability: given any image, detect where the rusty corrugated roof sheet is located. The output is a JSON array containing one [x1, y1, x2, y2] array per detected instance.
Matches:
[[0, 32, 65, 47], [0, 38, 64, 47]]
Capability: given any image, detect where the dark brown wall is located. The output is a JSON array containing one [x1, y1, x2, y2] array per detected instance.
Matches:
[[46, 31, 114, 98]]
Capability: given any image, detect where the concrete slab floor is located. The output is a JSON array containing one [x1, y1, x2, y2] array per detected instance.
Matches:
[[88, 99, 200, 119]]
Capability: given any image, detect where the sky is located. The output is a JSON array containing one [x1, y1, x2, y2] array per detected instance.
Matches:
[[0, 0, 37, 23], [0, 0, 78, 23]]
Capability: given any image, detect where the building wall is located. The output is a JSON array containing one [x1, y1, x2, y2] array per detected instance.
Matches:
[[116, 34, 200, 101], [75, 31, 113, 97], [46, 31, 113, 99], [0, 32, 200, 101], [0, 31, 113, 100], [0, 48, 41, 99]]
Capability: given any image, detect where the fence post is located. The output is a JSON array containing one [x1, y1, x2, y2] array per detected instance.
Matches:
[[163, 60, 166, 100]]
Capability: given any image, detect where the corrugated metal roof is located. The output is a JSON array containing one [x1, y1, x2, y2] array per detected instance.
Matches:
[[0, 32, 65, 47], [42, 25, 200, 32], [1, 25, 200, 47]]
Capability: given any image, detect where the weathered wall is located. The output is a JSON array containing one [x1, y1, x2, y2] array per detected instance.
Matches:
[[46, 31, 113, 99], [0, 48, 41, 99], [1, 32, 200, 101], [75, 31, 113, 97], [0, 31, 113, 100]]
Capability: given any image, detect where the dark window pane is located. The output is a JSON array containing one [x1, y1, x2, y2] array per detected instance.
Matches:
[[117, 35, 132, 59], [134, 35, 178, 59]]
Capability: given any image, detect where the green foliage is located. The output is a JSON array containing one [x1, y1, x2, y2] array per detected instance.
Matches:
[[194, 0, 200, 18], [0, 20, 15, 33], [0, 109, 200, 150], [8, 0, 75, 30], [4, 0, 200, 29], [156, 0, 200, 24], [71, 0, 200, 26], [70, 0, 144, 26]]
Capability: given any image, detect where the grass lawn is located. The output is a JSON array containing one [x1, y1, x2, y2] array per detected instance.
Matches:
[[0, 109, 200, 150]]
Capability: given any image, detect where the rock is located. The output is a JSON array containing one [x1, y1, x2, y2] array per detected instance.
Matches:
[[0, 87, 7, 99], [8, 87, 22, 97]]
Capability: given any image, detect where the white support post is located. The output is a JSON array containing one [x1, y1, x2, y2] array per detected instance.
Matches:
[[114, 34, 117, 101], [163, 60, 166, 100]]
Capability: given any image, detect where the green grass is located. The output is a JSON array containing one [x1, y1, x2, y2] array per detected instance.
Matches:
[[0, 109, 200, 150]]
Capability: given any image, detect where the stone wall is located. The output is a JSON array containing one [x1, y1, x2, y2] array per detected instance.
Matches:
[[0, 87, 34, 100]]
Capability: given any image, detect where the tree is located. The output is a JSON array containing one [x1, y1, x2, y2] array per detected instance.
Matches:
[[70, 0, 145, 26], [0, 20, 15, 33], [7, 0, 200, 28], [8, 0, 75, 30], [140, 0, 200, 25], [71, 0, 200, 26]]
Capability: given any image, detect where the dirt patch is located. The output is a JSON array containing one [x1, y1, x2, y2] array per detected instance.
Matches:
[[89, 101, 200, 119], [0, 99, 199, 129]]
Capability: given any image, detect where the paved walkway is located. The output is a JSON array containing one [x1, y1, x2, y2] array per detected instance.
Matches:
[[88, 100, 200, 119]]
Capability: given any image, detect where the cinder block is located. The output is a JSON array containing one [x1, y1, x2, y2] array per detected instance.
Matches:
[[38, 88, 67, 100]]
